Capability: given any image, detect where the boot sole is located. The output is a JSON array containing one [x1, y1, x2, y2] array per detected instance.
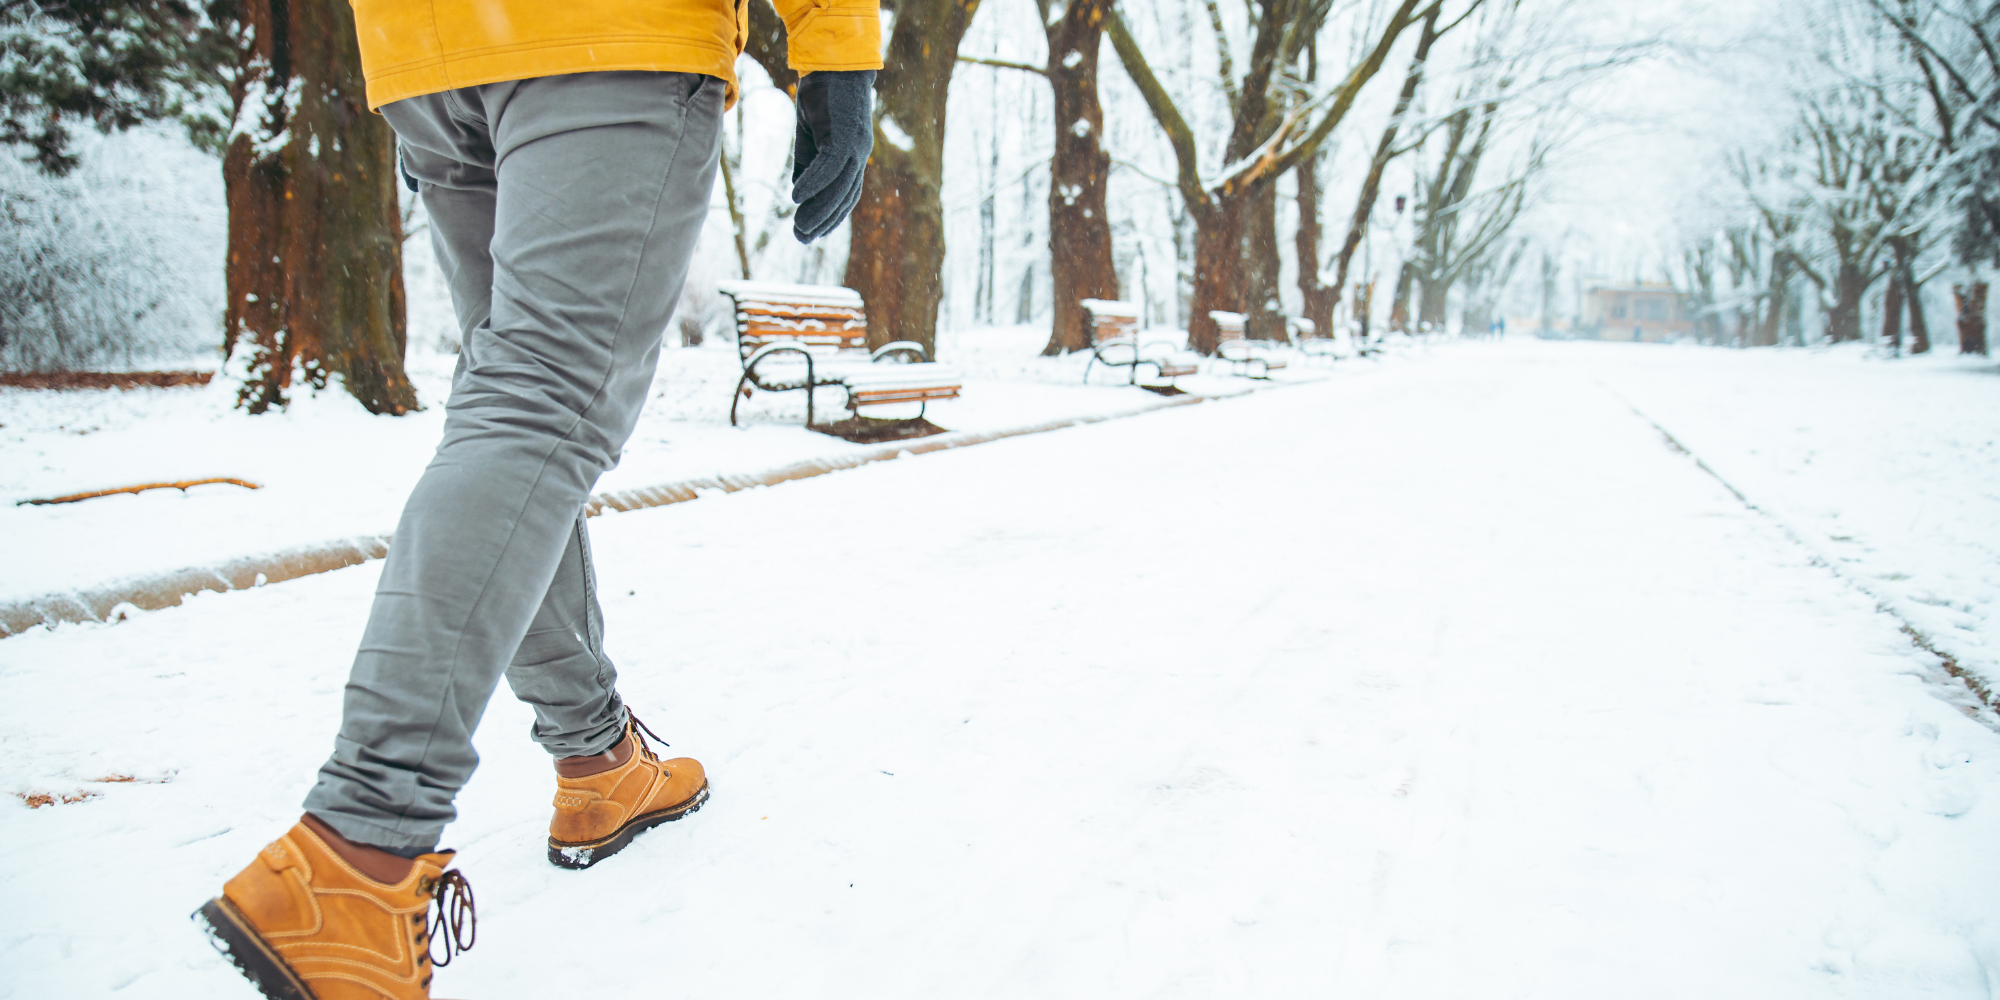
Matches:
[[548, 780, 710, 870], [192, 896, 316, 1000]]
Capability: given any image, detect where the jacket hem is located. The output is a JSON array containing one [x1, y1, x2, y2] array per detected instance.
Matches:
[[364, 39, 742, 110]]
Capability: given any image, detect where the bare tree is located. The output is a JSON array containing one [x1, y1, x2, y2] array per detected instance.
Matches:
[[1318, 6, 1448, 338], [961, 0, 1122, 354], [1108, 0, 1444, 354], [1865, 0, 1998, 354], [1727, 151, 1809, 347], [1733, 0, 1990, 350], [1382, 0, 1613, 335], [1790, 79, 1897, 341]]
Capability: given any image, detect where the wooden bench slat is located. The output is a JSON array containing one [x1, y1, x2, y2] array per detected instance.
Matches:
[[851, 386, 962, 405]]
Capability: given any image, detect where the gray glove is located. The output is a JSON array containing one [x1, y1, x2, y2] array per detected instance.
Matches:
[[791, 69, 876, 243]]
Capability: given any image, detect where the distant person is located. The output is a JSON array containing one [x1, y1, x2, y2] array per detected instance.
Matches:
[[191, 3, 882, 999]]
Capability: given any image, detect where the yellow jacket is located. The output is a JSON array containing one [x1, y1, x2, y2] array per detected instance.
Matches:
[[348, 0, 882, 110]]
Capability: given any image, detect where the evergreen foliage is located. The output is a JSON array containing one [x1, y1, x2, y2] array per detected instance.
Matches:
[[0, 0, 234, 175]]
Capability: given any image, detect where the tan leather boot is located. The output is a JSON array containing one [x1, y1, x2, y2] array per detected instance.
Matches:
[[548, 714, 708, 869], [193, 820, 474, 999]]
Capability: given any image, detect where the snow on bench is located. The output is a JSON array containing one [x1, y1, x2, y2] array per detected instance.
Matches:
[[1291, 316, 1340, 364], [1080, 299, 1198, 387], [718, 281, 961, 427], [1210, 310, 1289, 379]]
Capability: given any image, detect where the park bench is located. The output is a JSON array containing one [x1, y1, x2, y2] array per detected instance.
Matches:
[[1291, 316, 1340, 365], [1080, 298, 1198, 387], [718, 280, 962, 427], [1210, 310, 1290, 379]]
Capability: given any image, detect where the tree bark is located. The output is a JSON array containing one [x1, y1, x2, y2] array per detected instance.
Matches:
[[1880, 261, 1903, 356], [1754, 254, 1790, 347], [1906, 266, 1930, 354], [1823, 261, 1867, 343], [1041, 0, 1119, 355], [1295, 151, 1332, 337], [1417, 271, 1451, 329], [845, 0, 981, 358], [718, 143, 753, 280], [223, 0, 413, 416], [1955, 282, 1989, 355], [1188, 198, 1248, 354], [1389, 260, 1413, 332], [743, 0, 801, 96], [1242, 175, 1286, 341]]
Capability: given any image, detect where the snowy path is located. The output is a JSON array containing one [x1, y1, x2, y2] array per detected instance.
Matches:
[[1577, 342, 2000, 707], [4, 346, 1998, 998]]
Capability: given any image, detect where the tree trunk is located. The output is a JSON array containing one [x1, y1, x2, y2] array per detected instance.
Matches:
[[1754, 255, 1789, 347], [1328, 9, 1437, 326], [1242, 176, 1287, 341], [845, 0, 981, 358], [1880, 265, 1903, 356], [1822, 261, 1867, 343], [1389, 260, 1413, 332], [224, 0, 413, 415], [1103, 0, 1424, 353], [1186, 197, 1246, 355], [1906, 267, 1930, 354], [1417, 273, 1450, 330], [975, 128, 996, 324], [743, 0, 801, 96], [1295, 151, 1333, 337], [1041, 0, 1118, 355], [1955, 282, 1989, 355], [719, 142, 753, 280]]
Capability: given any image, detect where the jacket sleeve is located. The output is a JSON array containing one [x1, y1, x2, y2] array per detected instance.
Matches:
[[772, 0, 883, 72]]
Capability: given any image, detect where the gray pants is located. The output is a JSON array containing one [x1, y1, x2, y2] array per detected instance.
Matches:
[[302, 71, 724, 851]]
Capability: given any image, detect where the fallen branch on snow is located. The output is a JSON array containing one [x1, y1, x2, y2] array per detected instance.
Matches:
[[18, 478, 263, 506]]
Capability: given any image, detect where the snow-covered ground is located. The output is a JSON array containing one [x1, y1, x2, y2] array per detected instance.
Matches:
[[3, 339, 1997, 997], [0, 325, 1326, 610], [1578, 341, 2000, 700]]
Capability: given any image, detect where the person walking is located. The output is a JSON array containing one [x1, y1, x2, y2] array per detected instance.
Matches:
[[192, 3, 880, 997]]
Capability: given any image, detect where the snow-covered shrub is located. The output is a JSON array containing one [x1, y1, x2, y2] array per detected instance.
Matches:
[[0, 127, 222, 371]]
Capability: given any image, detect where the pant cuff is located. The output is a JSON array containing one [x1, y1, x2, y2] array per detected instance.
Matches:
[[560, 704, 630, 759], [302, 806, 443, 854]]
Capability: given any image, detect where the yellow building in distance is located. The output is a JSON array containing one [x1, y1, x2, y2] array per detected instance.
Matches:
[[1581, 283, 1694, 342]]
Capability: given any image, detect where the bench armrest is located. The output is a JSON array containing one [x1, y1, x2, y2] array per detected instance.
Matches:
[[1092, 336, 1137, 360], [744, 341, 815, 367], [743, 342, 816, 390], [872, 340, 930, 363]]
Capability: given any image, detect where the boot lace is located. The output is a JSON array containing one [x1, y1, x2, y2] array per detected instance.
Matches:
[[628, 712, 671, 761], [415, 869, 476, 974]]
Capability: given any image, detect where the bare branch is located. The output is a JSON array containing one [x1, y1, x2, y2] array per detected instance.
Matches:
[[956, 54, 1049, 76], [1106, 3, 1212, 216], [1204, 0, 1241, 111], [1264, 0, 1434, 179]]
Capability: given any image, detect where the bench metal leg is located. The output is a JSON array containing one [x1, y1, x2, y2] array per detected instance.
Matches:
[[730, 371, 753, 426]]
